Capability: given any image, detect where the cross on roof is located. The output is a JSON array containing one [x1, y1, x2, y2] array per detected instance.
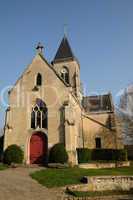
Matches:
[[36, 42, 44, 53]]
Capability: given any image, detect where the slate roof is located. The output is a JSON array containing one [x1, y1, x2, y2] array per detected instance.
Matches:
[[82, 94, 113, 113], [53, 36, 75, 63]]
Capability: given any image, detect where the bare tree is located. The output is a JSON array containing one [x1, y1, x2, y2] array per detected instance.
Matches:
[[117, 87, 133, 145]]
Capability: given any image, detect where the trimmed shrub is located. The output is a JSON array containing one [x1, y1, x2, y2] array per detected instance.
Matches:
[[77, 148, 128, 163], [49, 143, 68, 164], [0, 135, 4, 161], [0, 135, 4, 153], [4, 144, 24, 165]]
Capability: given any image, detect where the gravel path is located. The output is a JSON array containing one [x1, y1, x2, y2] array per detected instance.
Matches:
[[0, 167, 65, 200]]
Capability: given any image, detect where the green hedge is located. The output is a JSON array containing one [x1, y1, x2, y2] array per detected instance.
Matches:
[[114, 149, 128, 161], [77, 148, 92, 163], [77, 148, 127, 163]]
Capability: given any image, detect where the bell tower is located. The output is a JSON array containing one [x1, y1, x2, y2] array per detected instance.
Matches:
[[52, 36, 82, 102]]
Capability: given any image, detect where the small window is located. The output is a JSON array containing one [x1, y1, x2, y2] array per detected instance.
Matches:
[[36, 73, 42, 86], [95, 137, 101, 149], [61, 67, 69, 84]]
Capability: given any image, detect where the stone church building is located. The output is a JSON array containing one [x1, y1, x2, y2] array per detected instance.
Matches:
[[4, 36, 123, 165]]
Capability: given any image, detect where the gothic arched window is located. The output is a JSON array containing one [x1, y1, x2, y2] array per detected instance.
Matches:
[[31, 99, 48, 129], [36, 73, 42, 86], [61, 67, 69, 84]]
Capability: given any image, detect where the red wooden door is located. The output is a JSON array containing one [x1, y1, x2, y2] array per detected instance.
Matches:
[[30, 132, 46, 164]]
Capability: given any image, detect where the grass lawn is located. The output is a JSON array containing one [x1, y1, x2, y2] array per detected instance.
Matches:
[[30, 166, 133, 188]]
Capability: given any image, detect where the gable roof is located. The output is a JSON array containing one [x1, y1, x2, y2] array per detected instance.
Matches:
[[82, 94, 114, 113], [8, 52, 82, 109], [53, 36, 75, 63], [9, 53, 71, 94]]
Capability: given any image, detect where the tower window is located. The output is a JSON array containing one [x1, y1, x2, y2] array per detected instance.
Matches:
[[31, 99, 48, 129], [36, 73, 42, 86], [95, 137, 101, 149], [61, 67, 69, 84]]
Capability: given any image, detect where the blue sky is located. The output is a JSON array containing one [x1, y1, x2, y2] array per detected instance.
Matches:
[[0, 0, 133, 126]]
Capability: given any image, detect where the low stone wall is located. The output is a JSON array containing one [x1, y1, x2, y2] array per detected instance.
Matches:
[[68, 176, 133, 192], [79, 161, 130, 169], [64, 195, 133, 200]]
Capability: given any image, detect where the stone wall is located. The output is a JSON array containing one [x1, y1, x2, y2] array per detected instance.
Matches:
[[4, 54, 82, 165], [82, 113, 123, 149], [68, 176, 133, 192]]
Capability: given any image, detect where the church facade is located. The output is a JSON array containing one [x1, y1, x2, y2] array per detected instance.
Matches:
[[4, 36, 123, 165]]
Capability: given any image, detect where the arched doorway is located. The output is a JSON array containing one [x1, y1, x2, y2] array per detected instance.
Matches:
[[30, 132, 47, 164]]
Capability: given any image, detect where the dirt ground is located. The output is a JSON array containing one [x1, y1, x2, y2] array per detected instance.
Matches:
[[0, 167, 65, 200]]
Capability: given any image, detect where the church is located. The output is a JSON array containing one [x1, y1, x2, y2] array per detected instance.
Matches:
[[4, 36, 124, 165]]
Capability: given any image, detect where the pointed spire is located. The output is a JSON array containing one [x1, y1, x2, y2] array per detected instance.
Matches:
[[53, 36, 75, 63]]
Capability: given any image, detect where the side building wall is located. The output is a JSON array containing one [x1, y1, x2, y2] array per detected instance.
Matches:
[[82, 112, 124, 149]]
